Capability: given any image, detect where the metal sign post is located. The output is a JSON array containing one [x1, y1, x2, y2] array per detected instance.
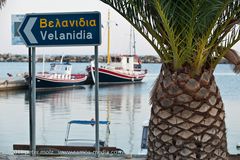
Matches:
[[94, 46, 99, 157], [28, 47, 34, 155], [29, 47, 36, 156], [18, 12, 101, 157]]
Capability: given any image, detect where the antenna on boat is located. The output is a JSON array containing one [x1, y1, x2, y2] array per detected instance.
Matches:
[[107, 10, 111, 65]]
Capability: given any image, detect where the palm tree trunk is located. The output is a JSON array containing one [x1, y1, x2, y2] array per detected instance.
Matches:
[[148, 64, 228, 160]]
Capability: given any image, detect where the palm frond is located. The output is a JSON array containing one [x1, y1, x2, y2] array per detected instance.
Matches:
[[100, 0, 240, 75], [224, 49, 240, 73]]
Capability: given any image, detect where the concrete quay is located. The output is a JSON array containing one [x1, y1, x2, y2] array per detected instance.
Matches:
[[1, 154, 240, 160], [0, 79, 27, 91], [0, 154, 145, 160]]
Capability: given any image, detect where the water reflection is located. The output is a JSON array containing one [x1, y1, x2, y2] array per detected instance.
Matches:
[[24, 87, 86, 116], [94, 83, 143, 154], [0, 90, 25, 99], [0, 81, 157, 154]]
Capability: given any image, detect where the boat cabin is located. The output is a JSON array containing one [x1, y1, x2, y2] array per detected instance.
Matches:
[[109, 55, 142, 72], [49, 62, 72, 75]]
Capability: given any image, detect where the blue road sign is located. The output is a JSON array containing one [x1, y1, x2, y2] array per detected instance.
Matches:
[[18, 12, 101, 47]]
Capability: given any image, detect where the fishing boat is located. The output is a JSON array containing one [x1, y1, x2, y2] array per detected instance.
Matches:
[[86, 12, 147, 85], [25, 61, 87, 89], [86, 55, 147, 84]]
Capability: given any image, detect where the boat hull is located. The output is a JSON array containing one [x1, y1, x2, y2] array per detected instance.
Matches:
[[86, 67, 145, 85], [26, 75, 87, 89]]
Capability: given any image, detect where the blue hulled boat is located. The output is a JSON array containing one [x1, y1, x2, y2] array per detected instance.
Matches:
[[86, 55, 147, 84]]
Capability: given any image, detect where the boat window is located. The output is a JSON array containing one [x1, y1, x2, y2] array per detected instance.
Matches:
[[141, 126, 149, 149], [134, 64, 141, 69], [127, 58, 129, 63], [65, 67, 68, 71], [50, 64, 55, 71], [116, 57, 121, 62], [111, 57, 121, 62]]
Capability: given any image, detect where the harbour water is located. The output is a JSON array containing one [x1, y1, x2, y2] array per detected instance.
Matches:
[[0, 62, 240, 155]]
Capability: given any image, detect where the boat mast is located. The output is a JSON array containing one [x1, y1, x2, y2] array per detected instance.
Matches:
[[129, 26, 132, 55], [42, 53, 45, 76], [130, 26, 136, 56], [107, 10, 111, 65], [133, 29, 136, 56]]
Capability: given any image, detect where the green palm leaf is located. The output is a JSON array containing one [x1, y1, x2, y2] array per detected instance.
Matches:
[[100, 0, 240, 75]]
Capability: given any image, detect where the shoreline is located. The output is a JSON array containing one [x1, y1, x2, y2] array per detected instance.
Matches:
[[0, 54, 230, 64]]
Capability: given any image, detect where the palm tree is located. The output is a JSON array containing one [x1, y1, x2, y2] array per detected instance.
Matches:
[[0, 0, 6, 9], [100, 0, 240, 159]]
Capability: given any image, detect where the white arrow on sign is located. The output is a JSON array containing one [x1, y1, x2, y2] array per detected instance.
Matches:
[[23, 17, 38, 44]]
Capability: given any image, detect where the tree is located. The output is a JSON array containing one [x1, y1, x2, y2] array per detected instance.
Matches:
[[0, 0, 6, 9], [100, 0, 240, 159]]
